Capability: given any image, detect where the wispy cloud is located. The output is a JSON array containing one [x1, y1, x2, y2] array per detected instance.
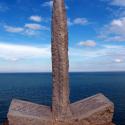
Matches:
[[99, 17, 125, 42], [101, 0, 125, 7], [101, 0, 125, 17], [1, 42, 123, 64], [4, 23, 48, 36], [68, 18, 88, 26], [0, 43, 50, 62], [78, 40, 96, 47], [0, 42, 125, 71], [111, 0, 125, 7], [29, 15, 42, 22], [23, 29, 39, 36], [4, 25, 24, 33], [115, 58, 123, 63], [25, 23, 44, 30], [69, 44, 125, 71], [73, 18, 88, 25], [42, 1, 53, 8]]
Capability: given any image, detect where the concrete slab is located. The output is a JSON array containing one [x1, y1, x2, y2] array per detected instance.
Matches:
[[70, 94, 114, 125], [8, 99, 52, 125], [7, 94, 115, 125]]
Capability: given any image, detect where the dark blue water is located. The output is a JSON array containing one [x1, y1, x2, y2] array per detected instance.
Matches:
[[0, 72, 125, 125]]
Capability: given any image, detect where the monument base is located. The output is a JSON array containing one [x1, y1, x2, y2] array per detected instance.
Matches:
[[7, 94, 115, 125]]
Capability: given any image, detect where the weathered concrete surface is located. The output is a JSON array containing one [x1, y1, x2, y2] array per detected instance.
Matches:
[[51, 0, 71, 120], [8, 99, 52, 125], [7, 94, 115, 125], [70, 94, 114, 125]]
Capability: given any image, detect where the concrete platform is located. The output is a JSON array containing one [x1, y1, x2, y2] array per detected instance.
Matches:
[[7, 94, 115, 125], [8, 99, 52, 125], [70, 94, 114, 125]]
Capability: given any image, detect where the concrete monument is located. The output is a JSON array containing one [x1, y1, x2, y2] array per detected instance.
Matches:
[[7, 0, 115, 125]]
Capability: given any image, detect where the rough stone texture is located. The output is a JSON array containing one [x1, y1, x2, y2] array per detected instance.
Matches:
[[70, 94, 114, 125], [51, 0, 71, 120], [7, 94, 115, 125], [8, 99, 52, 125]]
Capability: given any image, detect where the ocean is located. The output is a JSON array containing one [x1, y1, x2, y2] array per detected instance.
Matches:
[[0, 72, 125, 125]]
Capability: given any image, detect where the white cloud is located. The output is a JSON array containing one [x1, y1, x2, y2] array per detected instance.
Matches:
[[29, 15, 42, 22], [78, 40, 96, 47], [4, 25, 24, 33], [111, 17, 125, 27], [25, 23, 48, 30], [101, 0, 125, 7], [42, 1, 53, 7], [4, 21, 49, 36], [4, 23, 49, 36], [111, 0, 125, 6], [111, 19, 123, 26], [70, 44, 125, 62], [103, 45, 123, 49], [4, 25, 38, 36], [24, 29, 38, 36], [25, 23, 42, 30], [99, 17, 125, 42], [115, 59, 123, 63], [68, 18, 88, 26], [69, 44, 125, 71], [1, 43, 123, 64], [0, 42, 125, 72], [0, 43, 50, 61], [73, 18, 88, 25]]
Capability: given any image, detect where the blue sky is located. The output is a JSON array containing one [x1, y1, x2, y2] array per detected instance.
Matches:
[[0, 0, 125, 72]]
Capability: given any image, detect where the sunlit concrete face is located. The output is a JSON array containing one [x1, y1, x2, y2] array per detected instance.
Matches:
[[8, 94, 115, 125]]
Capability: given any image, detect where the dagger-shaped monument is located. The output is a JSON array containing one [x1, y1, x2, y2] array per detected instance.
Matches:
[[7, 0, 115, 125]]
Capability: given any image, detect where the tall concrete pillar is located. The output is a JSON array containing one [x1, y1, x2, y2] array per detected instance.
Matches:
[[51, 0, 71, 120]]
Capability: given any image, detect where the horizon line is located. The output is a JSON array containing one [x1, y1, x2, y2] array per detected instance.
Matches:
[[0, 70, 125, 73]]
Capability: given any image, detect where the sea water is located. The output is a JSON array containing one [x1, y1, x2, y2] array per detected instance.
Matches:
[[0, 72, 125, 125]]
